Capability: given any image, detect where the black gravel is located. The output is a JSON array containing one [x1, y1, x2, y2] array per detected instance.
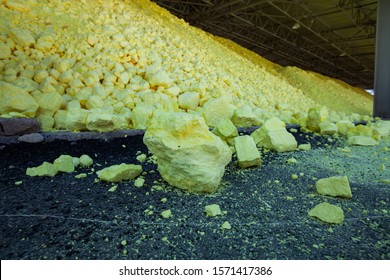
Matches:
[[0, 130, 389, 260]]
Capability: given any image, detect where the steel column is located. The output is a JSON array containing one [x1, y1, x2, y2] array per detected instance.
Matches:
[[374, 0, 390, 119]]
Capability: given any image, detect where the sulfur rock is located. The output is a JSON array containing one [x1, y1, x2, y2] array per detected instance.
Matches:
[[86, 110, 115, 132], [298, 143, 311, 151], [347, 125, 373, 138], [370, 120, 390, 138], [347, 136, 378, 146], [33, 91, 63, 116], [233, 135, 261, 168], [231, 105, 257, 127], [26, 162, 58, 177], [336, 120, 355, 136], [132, 103, 155, 129], [10, 28, 35, 47], [319, 121, 338, 135], [0, 82, 39, 117], [0, 43, 11, 59], [79, 154, 93, 167], [205, 204, 222, 217], [221, 221, 232, 230], [65, 109, 89, 131], [212, 118, 238, 141], [5, 0, 31, 12], [53, 155, 75, 173], [307, 106, 329, 132], [178, 92, 200, 110], [143, 112, 232, 193], [201, 96, 236, 127], [148, 70, 172, 88], [316, 176, 352, 198], [161, 209, 172, 219], [251, 117, 297, 152], [134, 177, 145, 188], [96, 163, 142, 182], [308, 202, 344, 224]]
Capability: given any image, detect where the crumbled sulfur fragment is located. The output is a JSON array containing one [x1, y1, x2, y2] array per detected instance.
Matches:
[[205, 204, 222, 217], [161, 209, 172, 219], [221, 221, 232, 230]]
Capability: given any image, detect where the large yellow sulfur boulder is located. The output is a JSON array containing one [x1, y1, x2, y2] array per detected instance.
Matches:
[[0, 82, 39, 117], [251, 117, 297, 152], [143, 112, 232, 193], [96, 164, 142, 182]]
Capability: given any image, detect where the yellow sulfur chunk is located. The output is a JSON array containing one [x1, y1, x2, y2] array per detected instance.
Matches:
[[347, 125, 373, 138], [13, 77, 39, 93], [75, 173, 87, 179], [144, 112, 232, 193], [307, 106, 329, 132], [26, 162, 58, 177], [36, 114, 54, 130], [0, 81, 38, 117], [5, 0, 32, 12], [201, 96, 236, 127], [251, 117, 297, 152], [0, 43, 11, 59], [96, 163, 142, 183], [136, 154, 147, 163], [161, 209, 172, 219], [134, 177, 145, 187], [347, 136, 378, 146], [316, 176, 352, 198], [308, 202, 344, 224], [221, 221, 232, 230], [32, 91, 63, 116], [336, 120, 355, 136], [86, 110, 115, 132], [10, 27, 35, 47], [231, 105, 257, 127], [79, 155, 93, 167], [291, 174, 299, 180], [319, 121, 338, 135], [298, 143, 311, 151], [65, 109, 89, 131], [233, 135, 262, 168], [132, 103, 155, 129], [148, 70, 172, 88], [178, 92, 200, 110], [212, 118, 238, 141], [53, 155, 75, 173], [205, 204, 222, 217]]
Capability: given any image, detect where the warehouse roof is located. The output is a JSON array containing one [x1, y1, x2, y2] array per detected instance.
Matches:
[[151, 0, 377, 89]]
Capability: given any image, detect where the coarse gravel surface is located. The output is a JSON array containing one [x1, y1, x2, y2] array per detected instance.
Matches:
[[0, 129, 389, 260]]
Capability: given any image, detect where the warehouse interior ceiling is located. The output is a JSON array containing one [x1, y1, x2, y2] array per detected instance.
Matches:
[[150, 0, 377, 89]]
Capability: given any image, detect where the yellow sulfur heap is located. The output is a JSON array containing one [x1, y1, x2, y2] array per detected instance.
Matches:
[[0, 0, 373, 132]]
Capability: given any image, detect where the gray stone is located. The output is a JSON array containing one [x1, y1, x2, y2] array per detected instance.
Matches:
[[18, 133, 44, 143]]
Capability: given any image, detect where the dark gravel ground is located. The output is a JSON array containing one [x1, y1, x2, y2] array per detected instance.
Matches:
[[0, 129, 389, 260]]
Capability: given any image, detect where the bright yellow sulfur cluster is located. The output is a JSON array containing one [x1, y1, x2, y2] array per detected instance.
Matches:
[[0, 0, 373, 132]]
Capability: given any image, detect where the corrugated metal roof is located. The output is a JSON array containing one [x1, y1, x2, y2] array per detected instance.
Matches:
[[151, 0, 377, 88]]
